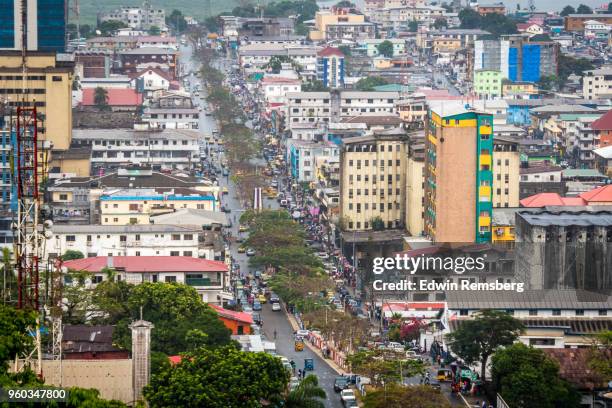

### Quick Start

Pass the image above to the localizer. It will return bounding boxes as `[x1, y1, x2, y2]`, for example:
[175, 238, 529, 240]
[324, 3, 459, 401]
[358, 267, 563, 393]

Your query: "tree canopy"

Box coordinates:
[408, 21, 419, 32]
[433, 18, 448, 29]
[346, 349, 423, 387]
[446, 310, 524, 380]
[166, 9, 188, 33]
[588, 330, 612, 379]
[492, 343, 581, 408]
[376, 40, 395, 58]
[363, 384, 451, 408]
[285, 374, 326, 408]
[62, 250, 85, 261]
[576, 4, 593, 13]
[144, 345, 289, 408]
[560, 5, 575, 16]
[97, 20, 127, 36]
[355, 76, 388, 91]
[459, 9, 517, 37]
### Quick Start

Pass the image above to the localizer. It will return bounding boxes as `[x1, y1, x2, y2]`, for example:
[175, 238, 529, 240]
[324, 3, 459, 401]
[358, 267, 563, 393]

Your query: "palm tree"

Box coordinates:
[94, 86, 109, 110]
[284, 375, 326, 408]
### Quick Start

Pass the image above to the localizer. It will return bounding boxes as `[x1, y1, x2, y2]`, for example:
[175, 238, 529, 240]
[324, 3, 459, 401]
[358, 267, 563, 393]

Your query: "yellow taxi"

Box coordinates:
[258, 294, 267, 304]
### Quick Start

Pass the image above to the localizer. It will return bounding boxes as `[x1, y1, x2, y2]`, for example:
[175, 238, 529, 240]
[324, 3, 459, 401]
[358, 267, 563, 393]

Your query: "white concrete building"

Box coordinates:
[260, 76, 301, 111]
[287, 140, 339, 182]
[47, 224, 214, 260]
[582, 67, 612, 100]
[142, 108, 200, 129]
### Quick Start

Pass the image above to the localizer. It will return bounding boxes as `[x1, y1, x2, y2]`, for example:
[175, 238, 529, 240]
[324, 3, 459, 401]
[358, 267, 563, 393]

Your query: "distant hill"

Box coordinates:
[77, 0, 248, 25]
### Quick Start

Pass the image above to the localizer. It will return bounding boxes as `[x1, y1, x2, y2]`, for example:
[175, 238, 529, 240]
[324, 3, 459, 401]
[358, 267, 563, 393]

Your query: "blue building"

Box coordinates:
[0, 0, 66, 52]
[317, 47, 345, 89]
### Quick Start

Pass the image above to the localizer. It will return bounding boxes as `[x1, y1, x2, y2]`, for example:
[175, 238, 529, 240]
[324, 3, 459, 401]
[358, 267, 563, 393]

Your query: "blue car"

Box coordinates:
[252, 301, 262, 311]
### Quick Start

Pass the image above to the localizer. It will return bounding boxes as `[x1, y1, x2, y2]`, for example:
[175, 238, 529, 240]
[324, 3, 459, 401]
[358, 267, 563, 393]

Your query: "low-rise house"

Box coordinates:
[130, 67, 172, 93]
[62, 256, 231, 304]
[80, 88, 143, 112]
[210, 304, 254, 335]
[519, 165, 566, 199]
[593, 145, 612, 176]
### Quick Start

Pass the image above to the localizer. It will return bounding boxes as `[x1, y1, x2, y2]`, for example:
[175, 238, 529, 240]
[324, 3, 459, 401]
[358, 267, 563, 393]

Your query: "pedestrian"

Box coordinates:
[297, 369, 302, 379]
[273, 329, 277, 340]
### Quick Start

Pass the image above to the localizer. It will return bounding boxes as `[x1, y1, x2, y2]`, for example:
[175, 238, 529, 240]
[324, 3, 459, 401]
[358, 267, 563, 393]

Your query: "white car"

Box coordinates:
[246, 248, 256, 256]
[340, 389, 356, 404]
[272, 303, 281, 311]
[296, 329, 310, 338]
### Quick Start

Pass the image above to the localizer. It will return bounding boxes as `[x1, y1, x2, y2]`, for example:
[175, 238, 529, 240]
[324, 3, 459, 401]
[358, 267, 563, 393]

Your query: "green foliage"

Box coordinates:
[1, 248, 16, 304]
[166, 9, 187, 33]
[264, 55, 297, 72]
[63, 270, 93, 324]
[229, 0, 318, 24]
[338, 45, 352, 56]
[408, 20, 419, 32]
[0, 305, 36, 375]
[295, 22, 309, 36]
[301, 80, 329, 92]
[94, 87, 109, 110]
[538, 74, 558, 91]
[588, 330, 612, 379]
[371, 216, 385, 231]
[97, 20, 127, 36]
[204, 16, 219, 33]
[558, 54, 594, 83]
[560, 5, 575, 16]
[108, 283, 232, 355]
[576, 4, 593, 13]
[446, 310, 524, 380]
[433, 17, 447, 29]
[148, 25, 161, 36]
[459, 9, 517, 37]
[335, 0, 355, 7]
[492, 343, 581, 408]
[285, 374, 326, 408]
[363, 384, 451, 408]
[355, 76, 388, 91]
[347, 349, 423, 387]
[376, 40, 395, 58]
[609, 2, 612, 12]
[62, 250, 85, 261]
[144, 345, 289, 407]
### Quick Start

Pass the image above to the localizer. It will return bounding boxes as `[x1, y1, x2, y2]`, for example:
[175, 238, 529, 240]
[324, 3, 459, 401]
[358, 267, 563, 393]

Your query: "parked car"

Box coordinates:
[340, 389, 356, 406]
[334, 376, 349, 392]
[272, 302, 281, 311]
[246, 248, 256, 256]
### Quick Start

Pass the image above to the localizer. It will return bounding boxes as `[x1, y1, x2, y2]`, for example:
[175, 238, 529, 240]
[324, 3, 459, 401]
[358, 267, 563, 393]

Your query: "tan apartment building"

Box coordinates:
[309, 8, 367, 41]
[339, 130, 408, 231]
[396, 94, 427, 127]
[493, 136, 520, 208]
[582, 67, 612, 100]
[0, 52, 73, 151]
[424, 103, 494, 243]
[405, 137, 425, 236]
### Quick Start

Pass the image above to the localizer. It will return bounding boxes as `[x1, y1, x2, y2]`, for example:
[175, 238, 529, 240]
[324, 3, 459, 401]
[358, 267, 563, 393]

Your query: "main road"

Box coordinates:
[179, 43, 344, 408]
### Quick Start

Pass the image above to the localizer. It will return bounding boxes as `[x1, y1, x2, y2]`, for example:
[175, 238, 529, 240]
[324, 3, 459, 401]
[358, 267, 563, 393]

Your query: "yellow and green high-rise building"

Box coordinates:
[424, 103, 494, 243]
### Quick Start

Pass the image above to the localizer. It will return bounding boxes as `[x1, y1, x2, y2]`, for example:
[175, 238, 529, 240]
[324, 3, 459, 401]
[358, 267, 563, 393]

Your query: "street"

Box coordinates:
[179, 43, 345, 407]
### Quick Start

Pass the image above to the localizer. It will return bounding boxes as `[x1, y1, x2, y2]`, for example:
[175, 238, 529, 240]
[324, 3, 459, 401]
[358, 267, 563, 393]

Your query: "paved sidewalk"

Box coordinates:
[283, 305, 346, 375]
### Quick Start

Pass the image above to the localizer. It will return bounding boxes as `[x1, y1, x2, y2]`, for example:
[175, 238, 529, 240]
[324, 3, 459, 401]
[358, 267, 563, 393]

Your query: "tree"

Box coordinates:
[355, 76, 388, 91]
[376, 40, 395, 58]
[346, 349, 423, 387]
[492, 343, 581, 408]
[62, 250, 85, 261]
[458, 8, 481, 28]
[94, 87, 109, 110]
[445, 310, 524, 380]
[301, 79, 329, 92]
[144, 345, 289, 407]
[538, 74, 559, 91]
[166, 9, 187, 33]
[557, 54, 594, 89]
[148, 25, 161, 36]
[338, 45, 352, 56]
[576, 4, 593, 13]
[97, 20, 127, 36]
[608, 2, 612, 13]
[408, 20, 419, 32]
[363, 384, 451, 408]
[1, 248, 16, 304]
[588, 330, 612, 379]
[433, 18, 448, 29]
[285, 374, 326, 408]
[371, 216, 385, 231]
[204, 17, 219, 33]
[560, 5, 576, 16]
[109, 282, 232, 355]
[63, 270, 94, 324]
[335, 0, 355, 7]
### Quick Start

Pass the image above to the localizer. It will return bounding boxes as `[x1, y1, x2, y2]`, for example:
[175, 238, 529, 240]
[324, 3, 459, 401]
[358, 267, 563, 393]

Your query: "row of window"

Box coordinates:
[458, 308, 608, 317]
[347, 220, 399, 229]
[348, 188, 402, 196]
[349, 174, 402, 183]
[348, 202, 401, 211]
[348, 159, 402, 168]
[93, 140, 192, 146]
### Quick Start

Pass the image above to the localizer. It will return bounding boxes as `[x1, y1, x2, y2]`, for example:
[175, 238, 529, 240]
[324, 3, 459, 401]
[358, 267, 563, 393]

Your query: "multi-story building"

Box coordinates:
[220, 17, 295, 38]
[515, 207, 612, 292]
[502, 81, 538, 98]
[71, 128, 200, 173]
[238, 44, 319, 72]
[99, 188, 217, 225]
[473, 70, 503, 99]
[97, 1, 166, 31]
[591, 109, 612, 148]
[286, 91, 400, 129]
[476, 2, 505, 15]
[142, 90, 199, 130]
[46, 224, 211, 260]
[62, 256, 231, 304]
[317, 47, 345, 89]
[339, 130, 408, 231]
[473, 35, 559, 84]
[85, 36, 177, 52]
[424, 103, 494, 243]
[261, 76, 301, 112]
[0, 0, 66, 52]
[492, 136, 519, 208]
[564, 14, 612, 32]
[396, 94, 428, 126]
[309, 8, 373, 41]
[582, 67, 612, 100]
[405, 136, 425, 236]
[287, 140, 339, 182]
[364, 39, 406, 57]
[417, 29, 489, 49]
[118, 47, 178, 78]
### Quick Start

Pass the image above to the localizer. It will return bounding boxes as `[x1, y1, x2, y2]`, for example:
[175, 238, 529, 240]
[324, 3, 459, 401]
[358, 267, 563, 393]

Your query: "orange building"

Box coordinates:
[591, 109, 612, 148]
[477, 3, 506, 15]
[564, 14, 612, 31]
[210, 304, 254, 335]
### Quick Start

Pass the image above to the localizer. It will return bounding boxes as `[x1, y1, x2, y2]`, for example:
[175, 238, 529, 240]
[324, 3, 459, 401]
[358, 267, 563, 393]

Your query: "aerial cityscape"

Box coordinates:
[0, 0, 611, 407]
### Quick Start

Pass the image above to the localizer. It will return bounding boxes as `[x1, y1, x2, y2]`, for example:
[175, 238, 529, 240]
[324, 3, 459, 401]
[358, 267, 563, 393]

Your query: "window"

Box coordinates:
[575, 310, 584, 316]
[135, 234, 141, 241]
[184, 234, 193, 240]
[529, 338, 555, 346]
[598, 310, 607, 316]
[528, 309, 538, 316]
[135, 251, 141, 256]
[87, 235, 92, 242]
[165, 276, 177, 283]
[66, 235, 76, 242]
[170, 251, 180, 256]
[59, 193, 68, 200]
[129, 203, 139, 211]
[552, 309, 561, 316]
[183, 251, 193, 256]
[91, 276, 103, 284]
[128, 218, 136, 224]
[172, 234, 181, 241]
[459, 309, 468, 316]
[120, 235, 127, 242]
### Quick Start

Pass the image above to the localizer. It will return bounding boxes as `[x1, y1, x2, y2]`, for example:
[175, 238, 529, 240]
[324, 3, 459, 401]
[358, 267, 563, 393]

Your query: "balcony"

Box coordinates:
[480, 155, 491, 167]
[479, 216, 491, 227]
[479, 186, 491, 197]
[480, 125, 492, 135]
[186, 277, 220, 287]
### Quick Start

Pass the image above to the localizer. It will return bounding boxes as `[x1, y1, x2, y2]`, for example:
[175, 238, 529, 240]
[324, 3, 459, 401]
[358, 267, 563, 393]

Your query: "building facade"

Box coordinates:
[474, 70, 503, 99]
[339, 131, 407, 231]
[582, 67, 612, 100]
[492, 136, 520, 208]
[424, 104, 494, 243]
[317, 47, 345, 89]
[0, 0, 66, 52]
[97, 1, 165, 31]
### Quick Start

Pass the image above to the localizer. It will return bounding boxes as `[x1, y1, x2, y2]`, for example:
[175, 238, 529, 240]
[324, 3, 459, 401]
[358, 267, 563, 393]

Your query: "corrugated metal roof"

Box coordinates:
[446, 290, 612, 309]
[63, 256, 228, 273]
[517, 207, 612, 226]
